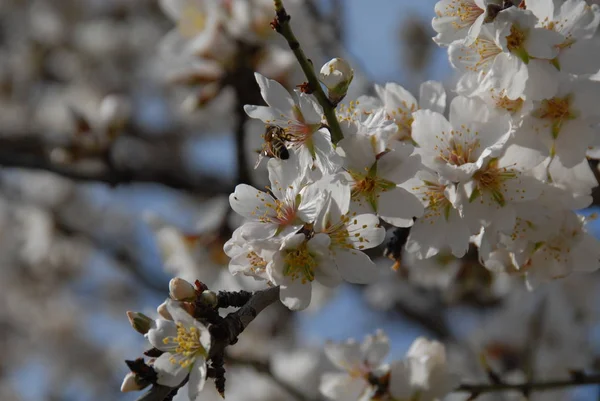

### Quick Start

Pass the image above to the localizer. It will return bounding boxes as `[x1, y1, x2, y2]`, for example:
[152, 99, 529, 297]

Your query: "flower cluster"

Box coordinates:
[320, 331, 457, 401]
[224, 0, 600, 308]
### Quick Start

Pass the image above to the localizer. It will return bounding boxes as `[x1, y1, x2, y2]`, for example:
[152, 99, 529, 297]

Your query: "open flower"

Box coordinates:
[375, 81, 446, 143]
[389, 337, 457, 401]
[268, 233, 338, 310]
[432, 0, 491, 46]
[230, 151, 324, 240]
[338, 135, 424, 227]
[412, 96, 511, 183]
[145, 300, 211, 400]
[449, 8, 564, 100]
[314, 175, 385, 283]
[244, 73, 341, 175]
[320, 331, 390, 401]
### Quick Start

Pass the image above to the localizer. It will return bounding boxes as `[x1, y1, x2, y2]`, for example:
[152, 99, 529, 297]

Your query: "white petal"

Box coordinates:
[280, 280, 312, 310]
[419, 80, 446, 114]
[319, 373, 368, 401]
[154, 353, 189, 387]
[187, 359, 208, 401]
[378, 187, 424, 227]
[361, 330, 390, 367]
[333, 249, 377, 284]
[146, 319, 178, 352]
[324, 339, 362, 370]
[254, 72, 295, 111]
[344, 213, 385, 250]
[230, 184, 272, 218]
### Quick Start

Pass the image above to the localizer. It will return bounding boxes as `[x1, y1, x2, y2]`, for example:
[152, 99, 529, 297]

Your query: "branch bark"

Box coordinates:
[273, 0, 344, 144]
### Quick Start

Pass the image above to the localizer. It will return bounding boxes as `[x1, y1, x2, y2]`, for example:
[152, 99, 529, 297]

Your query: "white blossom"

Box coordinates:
[389, 337, 457, 401]
[320, 331, 390, 401]
[145, 300, 211, 400]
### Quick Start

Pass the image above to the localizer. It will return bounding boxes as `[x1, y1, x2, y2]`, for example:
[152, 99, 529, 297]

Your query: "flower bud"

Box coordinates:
[200, 290, 218, 308]
[169, 277, 197, 301]
[120, 372, 148, 392]
[157, 300, 173, 320]
[319, 58, 354, 104]
[126, 311, 153, 335]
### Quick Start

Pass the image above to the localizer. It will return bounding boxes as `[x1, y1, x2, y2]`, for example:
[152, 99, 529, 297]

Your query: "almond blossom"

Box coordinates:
[337, 134, 424, 227]
[145, 300, 211, 400]
[432, 0, 491, 46]
[320, 331, 390, 401]
[244, 73, 342, 174]
[411, 96, 511, 183]
[229, 151, 324, 240]
[389, 337, 458, 401]
[449, 8, 564, 100]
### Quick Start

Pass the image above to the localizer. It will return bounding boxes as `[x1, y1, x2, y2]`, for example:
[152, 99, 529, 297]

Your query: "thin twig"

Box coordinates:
[457, 373, 600, 396]
[273, 0, 344, 144]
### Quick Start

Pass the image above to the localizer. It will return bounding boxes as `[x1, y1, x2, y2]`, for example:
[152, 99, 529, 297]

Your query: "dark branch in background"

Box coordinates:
[135, 286, 281, 401]
[456, 372, 600, 398]
[225, 41, 265, 186]
[272, 0, 344, 144]
[0, 136, 232, 194]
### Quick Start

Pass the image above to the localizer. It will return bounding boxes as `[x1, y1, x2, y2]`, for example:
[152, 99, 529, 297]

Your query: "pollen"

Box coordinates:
[472, 160, 518, 206]
[420, 180, 452, 221]
[178, 5, 206, 38]
[246, 251, 267, 275]
[282, 241, 317, 283]
[532, 95, 576, 138]
[163, 323, 207, 368]
[438, 134, 480, 166]
[444, 0, 484, 30]
[493, 94, 524, 114]
[506, 24, 526, 52]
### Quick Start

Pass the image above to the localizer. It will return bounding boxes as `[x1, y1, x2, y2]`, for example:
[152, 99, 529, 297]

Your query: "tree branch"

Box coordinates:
[456, 373, 600, 396]
[135, 286, 281, 401]
[0, 136, 232, 194]
[273, 0, 344, 144]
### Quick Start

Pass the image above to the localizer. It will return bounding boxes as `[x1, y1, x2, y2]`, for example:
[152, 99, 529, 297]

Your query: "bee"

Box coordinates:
[255, 125, 290, 168]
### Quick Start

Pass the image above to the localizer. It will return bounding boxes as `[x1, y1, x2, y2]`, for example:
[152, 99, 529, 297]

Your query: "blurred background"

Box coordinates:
[1, 0, 600, 400]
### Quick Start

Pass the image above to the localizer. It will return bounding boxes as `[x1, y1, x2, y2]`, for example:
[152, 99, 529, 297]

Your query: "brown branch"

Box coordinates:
[0, 136, 232, 194]
[457, 373, 600, 397]
[135, 286, 281, 401]
[273, 0, 344, 144]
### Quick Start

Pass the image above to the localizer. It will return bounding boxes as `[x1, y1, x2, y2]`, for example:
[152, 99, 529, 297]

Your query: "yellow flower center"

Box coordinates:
[246, 251, 267, 275]
[493, 94, 524, 114]
[438, 0, 484, 30]
[436, 129, 480, 166]
[471, 159, 518, 206]
[322, 214, 372, 251]
[178, 5, 207, 38]
[283, 241, 317, 283]
[506, 25, 526, 52]
[349, 166, 396, 211]
[163, 323, 207, 368]
[417, 180, 452, 221]
[532, 95, 576, 138]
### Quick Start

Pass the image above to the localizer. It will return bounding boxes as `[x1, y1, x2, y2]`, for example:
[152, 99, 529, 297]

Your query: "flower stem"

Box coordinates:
[273, 0, 344, 144]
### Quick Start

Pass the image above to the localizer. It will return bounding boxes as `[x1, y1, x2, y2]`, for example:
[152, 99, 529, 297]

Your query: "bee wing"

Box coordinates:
[254, 152, 266, 169]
